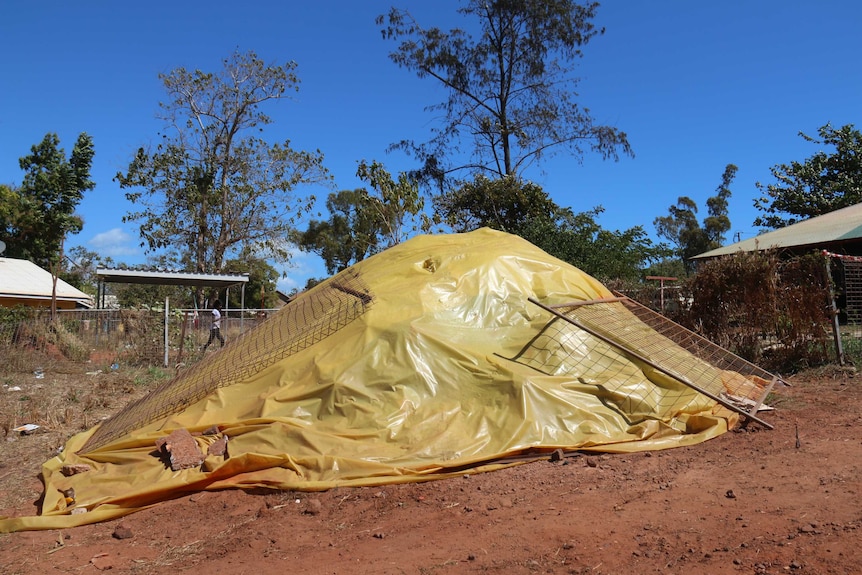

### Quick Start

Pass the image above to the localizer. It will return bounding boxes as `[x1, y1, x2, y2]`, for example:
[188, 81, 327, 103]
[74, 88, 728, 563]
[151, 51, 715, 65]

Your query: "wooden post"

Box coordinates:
[824, 253, 845, 365]
[645, 276, 678, 313]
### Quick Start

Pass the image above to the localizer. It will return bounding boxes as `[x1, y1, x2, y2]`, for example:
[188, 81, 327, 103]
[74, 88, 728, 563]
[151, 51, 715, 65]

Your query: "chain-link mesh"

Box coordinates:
[0, 308, 168, 371]
[79, 269, 374, 453]
[829, 253, 862, 327]
[509, 297, 778, 427]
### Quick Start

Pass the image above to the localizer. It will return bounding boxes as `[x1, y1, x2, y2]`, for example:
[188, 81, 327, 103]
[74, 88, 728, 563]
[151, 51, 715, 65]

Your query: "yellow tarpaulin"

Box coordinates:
[1, 229, 747, 532]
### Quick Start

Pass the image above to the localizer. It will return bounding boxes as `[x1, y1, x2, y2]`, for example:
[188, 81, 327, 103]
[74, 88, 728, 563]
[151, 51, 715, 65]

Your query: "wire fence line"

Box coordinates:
[0, 307, 275, 373]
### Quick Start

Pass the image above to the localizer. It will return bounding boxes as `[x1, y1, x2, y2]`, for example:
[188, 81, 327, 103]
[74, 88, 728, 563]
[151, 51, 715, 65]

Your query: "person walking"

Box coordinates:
[202, 299, 225, 351]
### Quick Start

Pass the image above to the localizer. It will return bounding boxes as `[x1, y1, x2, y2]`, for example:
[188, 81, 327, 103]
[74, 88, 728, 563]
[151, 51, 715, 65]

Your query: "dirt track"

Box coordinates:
[2, 368, 861, 575]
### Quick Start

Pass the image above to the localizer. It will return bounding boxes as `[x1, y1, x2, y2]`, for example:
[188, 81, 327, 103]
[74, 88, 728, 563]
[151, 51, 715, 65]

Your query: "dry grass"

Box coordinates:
[0, 359, 170, 515]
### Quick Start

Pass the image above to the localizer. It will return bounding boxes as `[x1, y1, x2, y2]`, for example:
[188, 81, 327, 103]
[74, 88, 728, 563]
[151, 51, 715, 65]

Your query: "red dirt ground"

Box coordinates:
[2, 368, 861, 575]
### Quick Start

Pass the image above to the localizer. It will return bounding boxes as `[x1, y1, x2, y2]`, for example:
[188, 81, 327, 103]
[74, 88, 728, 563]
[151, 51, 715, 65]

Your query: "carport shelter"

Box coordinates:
[95, 268, 249, 366]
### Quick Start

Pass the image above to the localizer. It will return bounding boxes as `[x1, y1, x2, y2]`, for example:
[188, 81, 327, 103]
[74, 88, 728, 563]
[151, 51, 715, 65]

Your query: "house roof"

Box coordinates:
[693, 202, 862, 260]
[0, 257, 94, 308]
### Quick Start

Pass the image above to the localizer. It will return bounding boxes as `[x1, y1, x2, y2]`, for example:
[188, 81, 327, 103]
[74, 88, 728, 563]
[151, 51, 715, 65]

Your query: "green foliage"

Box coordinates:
[674, 251, 832, 372]
[0, 133, 95, 269]
[378, 0, 632, 184]
[0, 305, 35, 325]
[296, 161, 427, 274]
[222, 254, 279, 309]
[754, 123, 862, 229]
[295, 189, 382, 275]
[435, 174, 558, 234]
[114, 281, 192, 310]
[116, 50, 330, 274]
[521, 208, 669, 282]
[654, 164, 736, 274]
[355, 160, 428, 246]
[436, 175, 667, 281]
[642, 258, 687, 281]
[62, 246, 114, 294]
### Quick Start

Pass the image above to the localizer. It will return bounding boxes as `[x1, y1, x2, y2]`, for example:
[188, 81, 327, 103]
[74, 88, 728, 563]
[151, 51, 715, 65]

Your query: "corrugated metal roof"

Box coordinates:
[693, 202, 862, 259]
[0, 257, 94, 307]
[96, 268, 249, 287]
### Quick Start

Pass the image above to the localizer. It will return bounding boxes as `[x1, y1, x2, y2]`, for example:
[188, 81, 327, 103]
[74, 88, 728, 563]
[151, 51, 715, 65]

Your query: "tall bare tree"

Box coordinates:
[378, 0, 632, 186]
[654, 164, 737, 273]
[117, 50, 330, 273]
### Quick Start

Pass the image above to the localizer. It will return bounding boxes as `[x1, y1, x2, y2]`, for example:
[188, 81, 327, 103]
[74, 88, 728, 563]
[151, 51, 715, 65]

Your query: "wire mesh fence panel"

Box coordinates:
[822, 252, 862, 342]
[80, 268, 374, 453]
[507, 297, 779, 428]
[839, 258, 862, 328]
[0, 309, 157, 372]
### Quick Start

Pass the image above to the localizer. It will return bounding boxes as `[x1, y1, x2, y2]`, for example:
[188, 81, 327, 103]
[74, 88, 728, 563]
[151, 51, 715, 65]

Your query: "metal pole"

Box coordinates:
[241, 283, 246, 333]
[164, 296, 170, 368]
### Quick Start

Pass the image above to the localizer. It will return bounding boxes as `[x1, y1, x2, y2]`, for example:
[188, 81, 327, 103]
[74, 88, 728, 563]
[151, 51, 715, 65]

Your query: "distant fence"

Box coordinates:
[0, 308, 275, 373]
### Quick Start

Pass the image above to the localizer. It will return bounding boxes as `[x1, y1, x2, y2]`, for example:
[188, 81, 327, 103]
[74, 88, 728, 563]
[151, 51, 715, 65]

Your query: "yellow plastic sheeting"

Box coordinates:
[1, 229, 740, 532]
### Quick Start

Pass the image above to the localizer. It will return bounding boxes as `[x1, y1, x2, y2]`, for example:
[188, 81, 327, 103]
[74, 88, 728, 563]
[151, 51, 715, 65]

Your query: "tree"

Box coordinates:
[223, 254, 280, 309]
[294, 189, 382, 275]
[523, 207, 668, 282]
[654, 164, 736, 274]
[63, 246, 114, 293]
[754, 123, 862, 229]
[0, 133, 95, 269]
[437, 175, 666, 281]
[378, 0, 632, 185]
[0, 184, 36, 255]
[116, 50, 330, 275]
[355, 160, 427, 247]
[435, 174, 558, 234]
[295, 161, 427, 275]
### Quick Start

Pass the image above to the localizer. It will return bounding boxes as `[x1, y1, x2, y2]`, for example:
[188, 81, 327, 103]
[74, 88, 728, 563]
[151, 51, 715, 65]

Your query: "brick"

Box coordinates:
[157, 429, 204, 471]
[207, 434, 229, 457]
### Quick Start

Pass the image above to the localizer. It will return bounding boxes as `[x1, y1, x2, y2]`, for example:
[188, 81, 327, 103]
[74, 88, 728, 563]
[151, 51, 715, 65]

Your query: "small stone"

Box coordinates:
[112, 525, 133, 540]
[90, 553, 113, 571]
[303, 498, 323, 516]
[61, 464, 92, 476]
[207, 435, 229, 457]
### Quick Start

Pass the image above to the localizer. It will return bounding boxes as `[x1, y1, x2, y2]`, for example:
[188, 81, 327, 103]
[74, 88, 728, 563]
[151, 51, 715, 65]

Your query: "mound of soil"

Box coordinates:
[2, 369, 861, 574]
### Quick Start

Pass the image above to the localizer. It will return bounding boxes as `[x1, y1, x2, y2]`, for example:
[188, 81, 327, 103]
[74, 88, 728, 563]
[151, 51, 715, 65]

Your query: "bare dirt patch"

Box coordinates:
[1, 365, 861, 574]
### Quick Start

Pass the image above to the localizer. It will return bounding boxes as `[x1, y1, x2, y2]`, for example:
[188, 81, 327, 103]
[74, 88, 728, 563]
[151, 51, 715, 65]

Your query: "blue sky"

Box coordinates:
[2, 1, 860, 290]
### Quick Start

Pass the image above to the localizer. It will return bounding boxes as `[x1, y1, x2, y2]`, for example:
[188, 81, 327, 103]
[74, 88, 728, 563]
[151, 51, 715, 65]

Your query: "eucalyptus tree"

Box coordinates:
[116, 50, 330, 274]
[295, 161, 426, 274]
[378, 0, 632, 186]
[654, 164, 737, 273]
